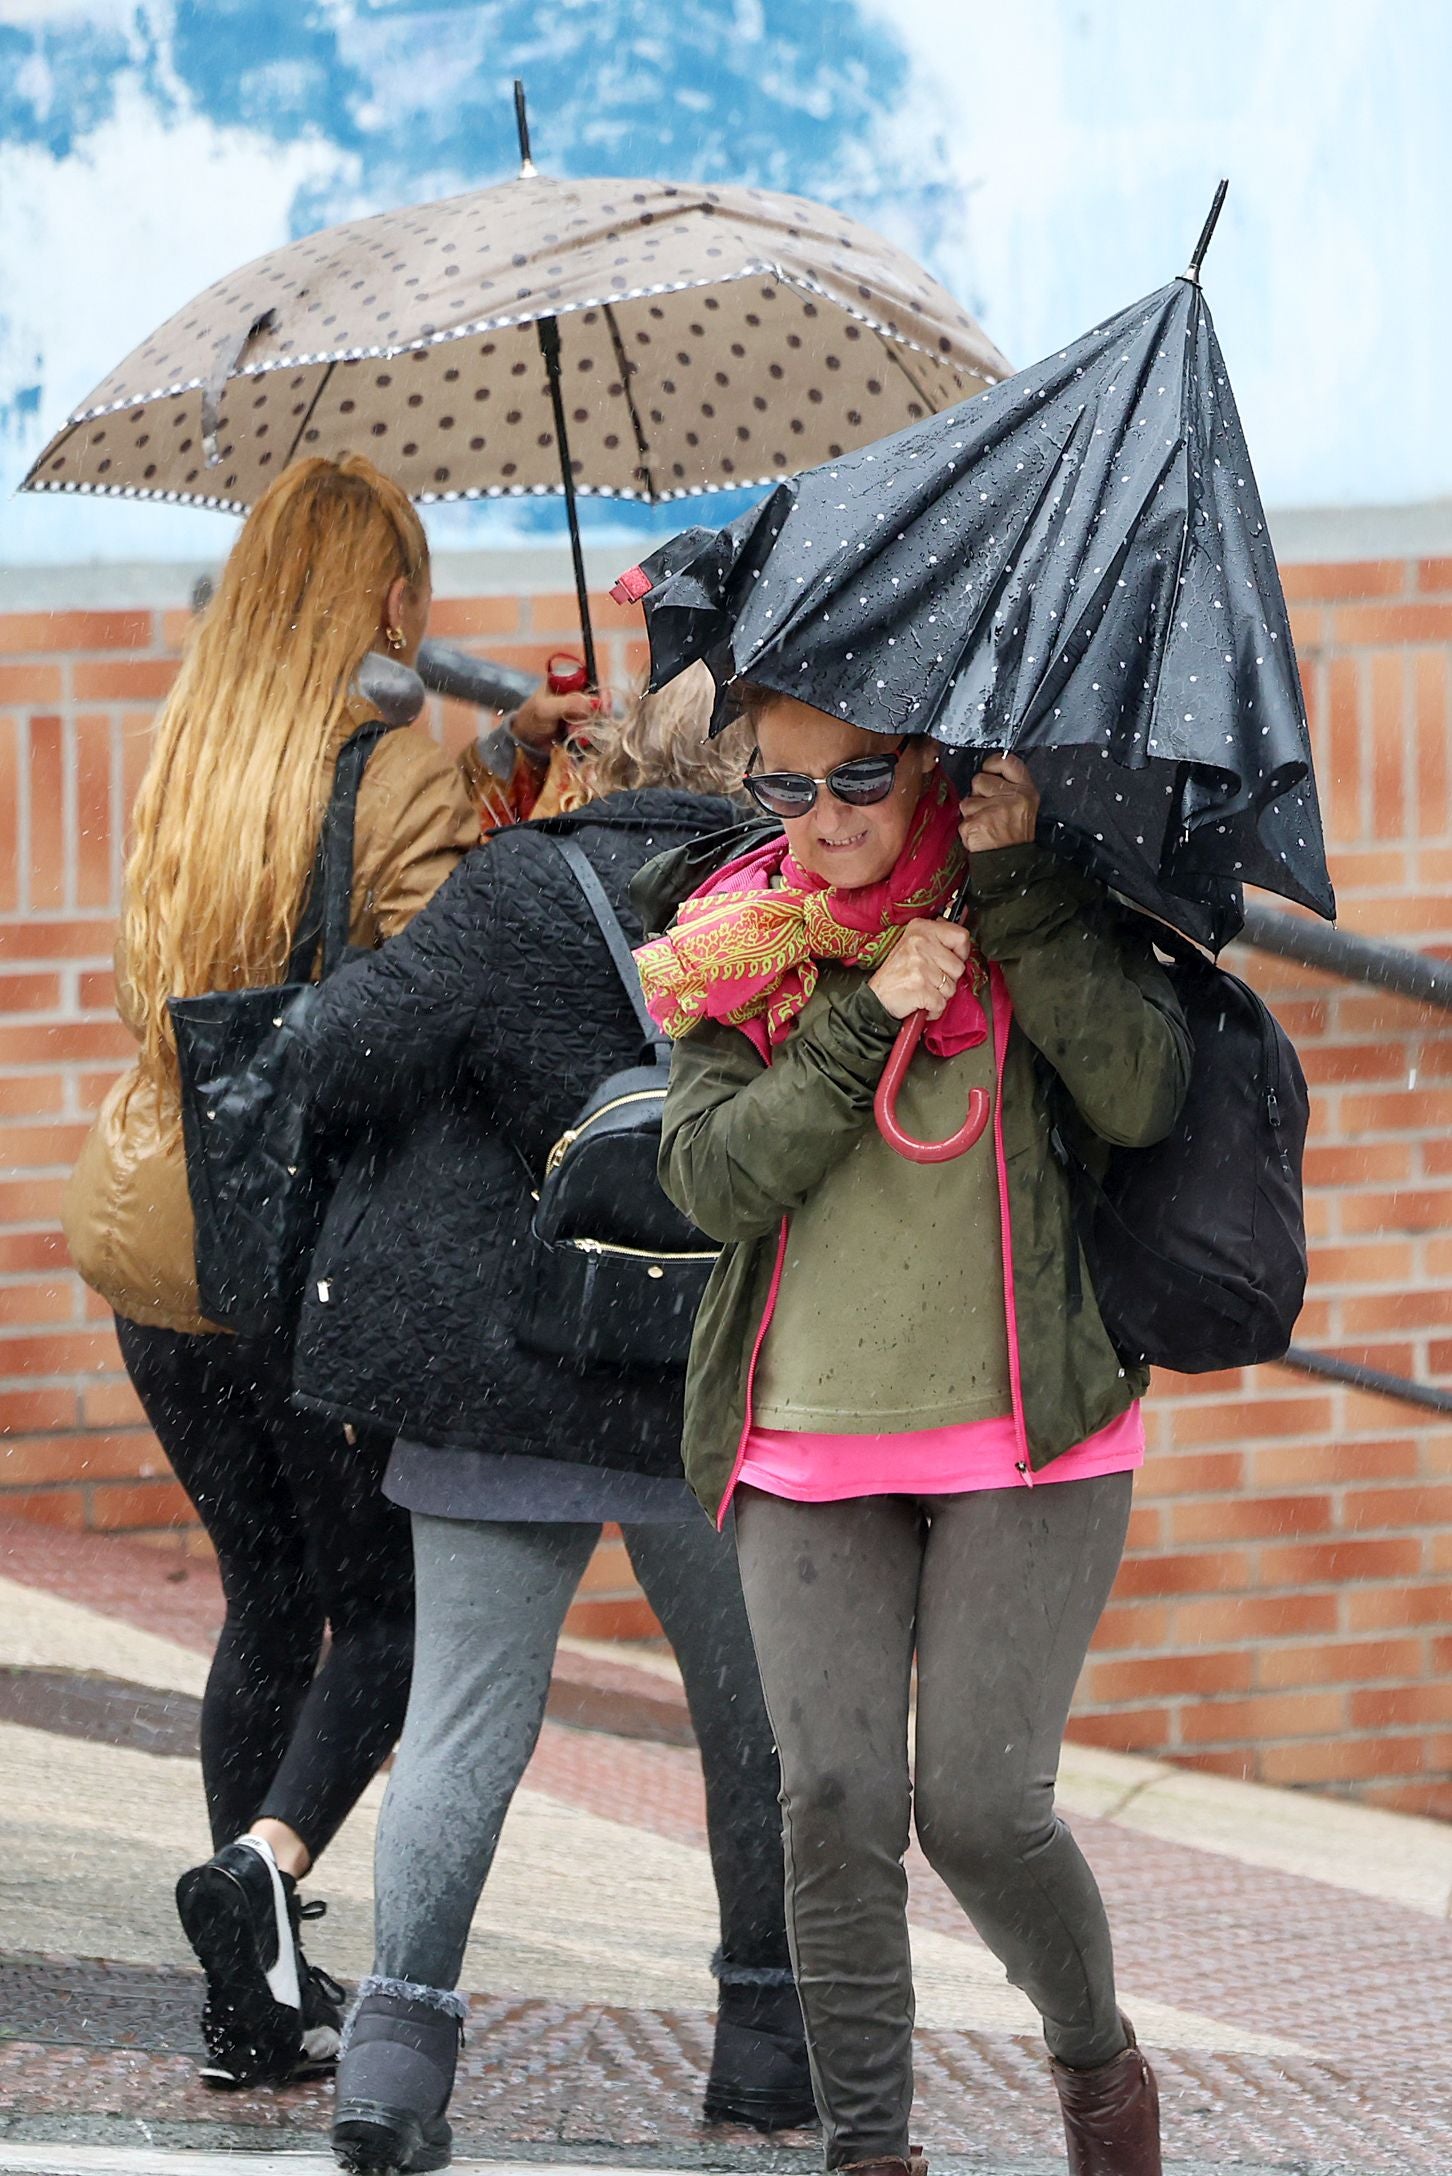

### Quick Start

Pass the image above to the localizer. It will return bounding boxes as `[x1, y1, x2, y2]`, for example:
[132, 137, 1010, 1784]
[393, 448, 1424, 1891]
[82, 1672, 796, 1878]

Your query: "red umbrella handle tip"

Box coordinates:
[874, 1009, 991, 1164]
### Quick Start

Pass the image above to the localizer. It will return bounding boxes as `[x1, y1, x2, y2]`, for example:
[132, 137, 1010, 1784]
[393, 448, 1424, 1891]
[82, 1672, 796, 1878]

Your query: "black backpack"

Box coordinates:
[514, 836, 719, 1373]
[1055, 924, 1309, 1374]
[169, 721, 395, 1336]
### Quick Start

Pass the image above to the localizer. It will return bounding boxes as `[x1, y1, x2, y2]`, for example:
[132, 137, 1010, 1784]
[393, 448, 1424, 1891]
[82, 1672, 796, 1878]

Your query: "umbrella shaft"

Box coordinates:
[1186, 178, 1230, 283]
[536, 316, 599, 691]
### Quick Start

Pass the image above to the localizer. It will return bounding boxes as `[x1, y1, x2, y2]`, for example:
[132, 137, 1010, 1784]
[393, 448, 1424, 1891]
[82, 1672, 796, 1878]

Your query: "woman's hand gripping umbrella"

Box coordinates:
[873, 754, 1039, 1161]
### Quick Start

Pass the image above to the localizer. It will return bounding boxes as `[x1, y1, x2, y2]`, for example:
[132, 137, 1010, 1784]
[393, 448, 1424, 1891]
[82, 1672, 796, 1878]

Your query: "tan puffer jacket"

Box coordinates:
[64, 719, 479, 1334]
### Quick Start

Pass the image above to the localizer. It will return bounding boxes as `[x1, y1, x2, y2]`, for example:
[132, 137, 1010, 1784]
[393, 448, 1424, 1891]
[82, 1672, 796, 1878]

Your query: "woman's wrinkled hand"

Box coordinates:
[511, 686, 596, 753]
[868, 919, 978, 1022]
[958, 752, 1039, 854]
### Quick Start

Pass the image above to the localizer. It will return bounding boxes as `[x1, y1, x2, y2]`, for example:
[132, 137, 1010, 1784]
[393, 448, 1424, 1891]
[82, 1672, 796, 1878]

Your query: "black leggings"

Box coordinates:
[116, 1317, 414, 1862]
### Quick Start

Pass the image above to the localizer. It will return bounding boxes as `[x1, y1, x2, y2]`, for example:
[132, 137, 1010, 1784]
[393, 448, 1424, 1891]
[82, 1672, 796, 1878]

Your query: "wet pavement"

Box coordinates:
[1, 1516, 1450, 2175]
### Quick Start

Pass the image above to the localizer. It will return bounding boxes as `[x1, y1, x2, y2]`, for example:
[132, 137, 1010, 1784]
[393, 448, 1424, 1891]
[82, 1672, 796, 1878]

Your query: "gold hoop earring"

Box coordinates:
[385, 626, 405, 653]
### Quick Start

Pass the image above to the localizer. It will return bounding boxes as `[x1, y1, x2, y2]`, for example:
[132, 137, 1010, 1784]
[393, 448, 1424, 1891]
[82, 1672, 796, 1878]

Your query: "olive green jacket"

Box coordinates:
[644, 841, 1193, 1524]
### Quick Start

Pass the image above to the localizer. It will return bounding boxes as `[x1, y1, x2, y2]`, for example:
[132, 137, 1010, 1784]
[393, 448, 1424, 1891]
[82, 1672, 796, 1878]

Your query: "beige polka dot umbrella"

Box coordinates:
[22, 80, 1008, 683]
[20, 169, 1007, 521]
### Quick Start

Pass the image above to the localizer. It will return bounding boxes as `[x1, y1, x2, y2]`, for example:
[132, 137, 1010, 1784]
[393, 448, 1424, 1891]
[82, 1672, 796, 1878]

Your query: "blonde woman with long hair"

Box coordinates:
[64, 455, 480, 2093]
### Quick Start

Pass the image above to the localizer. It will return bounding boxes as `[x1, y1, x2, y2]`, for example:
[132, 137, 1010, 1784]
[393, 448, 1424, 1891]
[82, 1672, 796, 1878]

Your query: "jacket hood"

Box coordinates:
[629, 816, 779, 939]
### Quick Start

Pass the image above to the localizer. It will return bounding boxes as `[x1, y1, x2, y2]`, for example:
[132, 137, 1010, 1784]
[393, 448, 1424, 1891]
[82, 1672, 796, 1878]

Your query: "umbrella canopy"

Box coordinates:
[20, 176, 1009, 516]
[618, 272, 1333, 950]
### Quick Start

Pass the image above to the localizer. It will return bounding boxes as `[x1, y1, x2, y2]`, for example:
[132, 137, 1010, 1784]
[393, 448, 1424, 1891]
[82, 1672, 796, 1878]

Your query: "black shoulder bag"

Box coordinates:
[169, 720, 395, 1336]
[515, 836, 719, 1374]
[1053, 921, 1309, 1374]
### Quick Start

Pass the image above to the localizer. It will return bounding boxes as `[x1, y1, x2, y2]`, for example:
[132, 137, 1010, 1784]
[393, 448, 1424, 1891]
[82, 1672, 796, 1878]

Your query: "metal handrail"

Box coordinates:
[1240, 903, 1452, 1413]
[1276, 1344, 1452, 1414]
[1240, 900, 1452, 1011]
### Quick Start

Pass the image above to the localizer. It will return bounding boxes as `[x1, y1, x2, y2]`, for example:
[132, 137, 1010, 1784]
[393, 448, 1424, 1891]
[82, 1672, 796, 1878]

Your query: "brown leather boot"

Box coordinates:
[838, 2149, 927, 2176]
[1048, 2017, 1161, 2176]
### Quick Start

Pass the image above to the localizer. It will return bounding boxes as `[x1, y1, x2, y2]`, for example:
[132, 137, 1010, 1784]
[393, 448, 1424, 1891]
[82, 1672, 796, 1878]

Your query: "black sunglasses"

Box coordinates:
[743, 737, 912, 819]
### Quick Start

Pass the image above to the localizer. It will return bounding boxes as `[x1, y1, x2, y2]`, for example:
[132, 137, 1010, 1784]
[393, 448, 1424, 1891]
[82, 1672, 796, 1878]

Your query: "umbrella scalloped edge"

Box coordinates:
[22, 469, 875, 512]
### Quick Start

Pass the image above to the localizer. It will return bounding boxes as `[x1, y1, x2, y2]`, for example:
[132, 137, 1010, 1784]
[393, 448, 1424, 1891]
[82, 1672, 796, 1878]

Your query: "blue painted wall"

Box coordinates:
[0, 0, 1445, 562]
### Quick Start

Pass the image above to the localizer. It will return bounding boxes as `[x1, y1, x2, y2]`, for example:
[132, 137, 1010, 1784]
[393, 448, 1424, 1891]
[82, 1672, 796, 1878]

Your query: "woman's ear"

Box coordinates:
[382, 574, 410, 646]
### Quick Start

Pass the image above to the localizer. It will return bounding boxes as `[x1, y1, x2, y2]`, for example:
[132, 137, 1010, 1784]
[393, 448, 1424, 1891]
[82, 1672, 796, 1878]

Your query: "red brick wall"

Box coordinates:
[1085, 556, 1452, 1818]
[2, 564, 1450, 1801]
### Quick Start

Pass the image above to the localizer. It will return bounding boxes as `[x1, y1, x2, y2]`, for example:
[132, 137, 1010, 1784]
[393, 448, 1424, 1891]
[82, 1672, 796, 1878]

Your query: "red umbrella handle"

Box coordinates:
[874, 1009, 990, 1163]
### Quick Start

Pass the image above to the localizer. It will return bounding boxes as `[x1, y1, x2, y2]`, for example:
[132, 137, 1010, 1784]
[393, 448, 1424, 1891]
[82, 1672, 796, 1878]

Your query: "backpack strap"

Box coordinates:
[287, 720, 398, 984]
[545, 835, 667, 1055]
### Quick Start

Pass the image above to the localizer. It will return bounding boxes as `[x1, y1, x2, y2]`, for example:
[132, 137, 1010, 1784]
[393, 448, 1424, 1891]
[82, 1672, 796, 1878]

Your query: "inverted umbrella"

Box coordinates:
[20, 93, 1008, 685]
[615, 186, 1333, 953]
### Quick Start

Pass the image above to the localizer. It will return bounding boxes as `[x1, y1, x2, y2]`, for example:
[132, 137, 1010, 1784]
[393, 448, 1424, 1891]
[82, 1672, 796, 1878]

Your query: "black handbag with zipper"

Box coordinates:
[515, 836, 719, 1373]
[168, 720, 396, 1337]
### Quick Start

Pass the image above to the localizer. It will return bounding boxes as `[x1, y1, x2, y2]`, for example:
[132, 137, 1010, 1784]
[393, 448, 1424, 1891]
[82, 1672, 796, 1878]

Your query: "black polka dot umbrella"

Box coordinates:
[19, 137, 1006, 516]
[617, 186, 1334, 951]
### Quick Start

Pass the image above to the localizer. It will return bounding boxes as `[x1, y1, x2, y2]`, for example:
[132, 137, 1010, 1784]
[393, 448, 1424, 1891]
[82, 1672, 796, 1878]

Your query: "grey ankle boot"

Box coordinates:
[332, 1977, 466, 2175]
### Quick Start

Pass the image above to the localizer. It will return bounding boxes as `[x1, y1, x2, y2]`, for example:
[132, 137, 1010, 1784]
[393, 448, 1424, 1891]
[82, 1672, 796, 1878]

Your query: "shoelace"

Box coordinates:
[292, 1896, 346, 2007]
[305, 1959, 347, 2008]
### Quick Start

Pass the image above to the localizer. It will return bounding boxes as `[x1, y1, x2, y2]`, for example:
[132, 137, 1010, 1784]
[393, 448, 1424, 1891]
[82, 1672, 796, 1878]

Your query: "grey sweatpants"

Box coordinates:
[733, 1473, 1133, 2167]
[373, 1511, 791, 1992]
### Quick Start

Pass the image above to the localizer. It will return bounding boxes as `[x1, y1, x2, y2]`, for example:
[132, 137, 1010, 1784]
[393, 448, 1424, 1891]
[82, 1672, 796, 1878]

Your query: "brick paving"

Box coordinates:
[0, 1517, 224, 1656]
[2, 1958, 1451, 2172]
[4, 1712, 1452, 2170]
[2, 1522, 1452, 2170]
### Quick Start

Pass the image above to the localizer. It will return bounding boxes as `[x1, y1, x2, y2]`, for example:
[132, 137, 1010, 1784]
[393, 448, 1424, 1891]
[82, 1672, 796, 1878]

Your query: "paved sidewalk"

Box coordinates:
[2, 1516, 1450, 2175]
[0, 2153, 1331, 2176]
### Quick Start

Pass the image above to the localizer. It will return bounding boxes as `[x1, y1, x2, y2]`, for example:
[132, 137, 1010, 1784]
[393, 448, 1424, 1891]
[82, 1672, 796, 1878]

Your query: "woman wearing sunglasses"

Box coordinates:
[634, 690, 1191, 2176]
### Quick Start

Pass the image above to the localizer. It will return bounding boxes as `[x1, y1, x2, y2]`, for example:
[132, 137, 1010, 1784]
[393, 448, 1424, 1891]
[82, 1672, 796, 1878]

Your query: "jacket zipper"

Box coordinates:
[545, 1088, 664, 1178]
[717, 1216, 791, 1530]
[988, 964, 1034, 1485]
[565, 1236, 718, 1263]
[1256, 987, 1292, 1174]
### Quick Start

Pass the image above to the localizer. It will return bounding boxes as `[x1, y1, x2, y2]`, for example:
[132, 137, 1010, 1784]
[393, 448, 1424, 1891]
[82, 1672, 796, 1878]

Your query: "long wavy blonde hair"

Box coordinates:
[119, 454, 428, 1091]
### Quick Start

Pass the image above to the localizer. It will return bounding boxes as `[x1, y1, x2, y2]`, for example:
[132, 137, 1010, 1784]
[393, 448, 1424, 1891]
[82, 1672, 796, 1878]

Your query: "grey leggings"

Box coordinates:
[733, 1474, 1133, 2167]
[373, 1511, 791, 1992]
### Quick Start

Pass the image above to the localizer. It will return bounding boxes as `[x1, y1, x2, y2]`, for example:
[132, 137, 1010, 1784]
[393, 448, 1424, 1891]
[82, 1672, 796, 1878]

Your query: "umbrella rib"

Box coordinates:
[601, 304, 657, 500]
[281, 360, 338, 472]
[1142, 290, 1203, 777]
[879, 336, 940, 415]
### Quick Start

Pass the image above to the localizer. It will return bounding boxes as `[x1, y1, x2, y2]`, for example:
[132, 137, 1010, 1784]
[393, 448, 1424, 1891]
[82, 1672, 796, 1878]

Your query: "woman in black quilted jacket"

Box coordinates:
[285, 670, 809, 2176]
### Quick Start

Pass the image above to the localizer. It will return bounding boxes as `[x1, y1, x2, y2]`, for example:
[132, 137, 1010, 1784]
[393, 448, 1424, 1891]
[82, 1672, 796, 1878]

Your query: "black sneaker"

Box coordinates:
[298, 1899, 347, 2071]
[176, 1835, 342, 2089]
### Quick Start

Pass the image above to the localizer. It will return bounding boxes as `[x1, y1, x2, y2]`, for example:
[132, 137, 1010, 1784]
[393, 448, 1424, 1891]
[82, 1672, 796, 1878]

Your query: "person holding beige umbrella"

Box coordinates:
[21, 83, 1008, 682]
